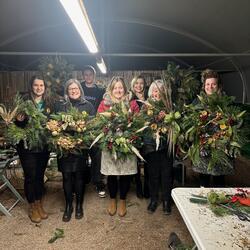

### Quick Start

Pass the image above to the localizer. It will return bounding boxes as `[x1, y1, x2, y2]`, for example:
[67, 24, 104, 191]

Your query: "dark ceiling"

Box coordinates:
[0, 0, 250, 72]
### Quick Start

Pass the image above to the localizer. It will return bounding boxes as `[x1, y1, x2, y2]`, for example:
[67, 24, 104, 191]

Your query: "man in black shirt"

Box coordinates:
[81, 66, 105, 113]
[81, 65, 106, 198]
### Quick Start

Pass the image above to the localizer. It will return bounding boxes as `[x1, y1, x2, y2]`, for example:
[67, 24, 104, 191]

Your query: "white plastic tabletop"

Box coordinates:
[171, 187, 250, 250]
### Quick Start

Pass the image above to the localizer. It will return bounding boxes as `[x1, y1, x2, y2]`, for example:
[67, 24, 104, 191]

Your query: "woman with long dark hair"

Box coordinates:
[16, 75, 51, 223]
[129, 75, 149, 198]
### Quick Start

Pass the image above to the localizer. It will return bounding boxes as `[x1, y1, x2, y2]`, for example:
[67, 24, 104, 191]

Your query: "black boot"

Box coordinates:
[163, 200, 171, 215]
[75, 196, 84, 219]
[62, 203, 73, 222]
[147, 200, 158, 213]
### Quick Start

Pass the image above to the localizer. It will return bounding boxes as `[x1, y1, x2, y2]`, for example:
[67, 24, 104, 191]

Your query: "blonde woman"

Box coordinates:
[97, 77, 139, 217]
[143, 80, 173, 215]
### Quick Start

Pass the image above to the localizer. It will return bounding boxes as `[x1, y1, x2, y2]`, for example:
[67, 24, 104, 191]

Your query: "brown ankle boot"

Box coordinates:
[29, 203, 41, 223]
[108, 199, 117, 216]
[118, 199, 127, 217]
[36, 200, 48, 219]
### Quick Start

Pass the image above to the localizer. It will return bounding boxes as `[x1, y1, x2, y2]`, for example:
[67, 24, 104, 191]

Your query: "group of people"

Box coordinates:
[15, 66, 226, 223]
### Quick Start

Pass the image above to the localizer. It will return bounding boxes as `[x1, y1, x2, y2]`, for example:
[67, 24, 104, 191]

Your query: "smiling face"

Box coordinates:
[67, 82, 81, 100]
[32, 79, 45, 98]
[151, 85, 162, 101]
[112, 81, 125, 100]
[204, 78, 218, 95]
[133, 78, 145, 94]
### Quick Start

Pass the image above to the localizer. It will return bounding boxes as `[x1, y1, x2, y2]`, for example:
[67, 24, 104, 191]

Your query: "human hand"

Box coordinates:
[16, 113, 26, 122]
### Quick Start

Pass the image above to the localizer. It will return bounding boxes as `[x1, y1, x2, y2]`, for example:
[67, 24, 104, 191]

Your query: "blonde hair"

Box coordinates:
[105, 76, 128, 103]
[148, 79, 164, 98]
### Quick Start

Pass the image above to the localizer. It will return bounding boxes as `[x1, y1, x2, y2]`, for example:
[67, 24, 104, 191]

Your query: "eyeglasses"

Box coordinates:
[68, 87, 80, 92]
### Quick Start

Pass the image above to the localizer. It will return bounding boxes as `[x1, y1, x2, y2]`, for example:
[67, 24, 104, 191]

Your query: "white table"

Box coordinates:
[172, 187, 250, 250]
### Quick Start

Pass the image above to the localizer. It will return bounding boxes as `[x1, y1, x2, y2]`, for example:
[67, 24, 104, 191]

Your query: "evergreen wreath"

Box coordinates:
[5, 99, 48, 150]
[38, 56, 74, 97]
[89, 101, 144, 161]
[180, 93, 245, 172]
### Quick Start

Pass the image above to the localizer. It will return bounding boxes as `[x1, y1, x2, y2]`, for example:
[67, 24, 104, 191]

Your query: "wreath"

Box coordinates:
[46, 107, 92, 156]
[5, 99, 48, 150]
[137, 98, 181, 153]
[89, 101, 144, 161]
[180, 93, 245, 172]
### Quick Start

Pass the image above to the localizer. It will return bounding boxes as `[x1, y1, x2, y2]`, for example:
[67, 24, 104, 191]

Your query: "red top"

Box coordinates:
[97, 99, 139, 113]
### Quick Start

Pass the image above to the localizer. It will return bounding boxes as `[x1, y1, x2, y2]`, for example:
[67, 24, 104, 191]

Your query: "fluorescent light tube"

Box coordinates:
[59, 0, 99, 53]
[97, 57, 107, 74]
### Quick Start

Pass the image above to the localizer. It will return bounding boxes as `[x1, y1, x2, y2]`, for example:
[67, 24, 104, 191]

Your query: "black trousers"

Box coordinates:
[134, 161, 149, 194]
[145, 150, 173, 202]
[89, 147, 103, 186]
[18, 151, 49, 203]
[107, 175, 131, 199]
[199, 174, 225, 187]
[62, 171, 85, 205]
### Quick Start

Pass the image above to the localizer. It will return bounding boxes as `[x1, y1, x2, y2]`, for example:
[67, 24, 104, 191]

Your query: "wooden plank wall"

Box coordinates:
[0, 70, 162, 104]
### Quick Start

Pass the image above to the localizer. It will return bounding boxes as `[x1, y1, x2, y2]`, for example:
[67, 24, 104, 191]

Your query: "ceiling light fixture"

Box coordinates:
[59, 0, 99, 53]
[96, 57, 107, 74]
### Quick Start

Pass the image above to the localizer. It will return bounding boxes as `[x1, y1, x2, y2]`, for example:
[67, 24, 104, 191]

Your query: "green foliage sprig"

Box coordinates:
[162, 62, 200, 109]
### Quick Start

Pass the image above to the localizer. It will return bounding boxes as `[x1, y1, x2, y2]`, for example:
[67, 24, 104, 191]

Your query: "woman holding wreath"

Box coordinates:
[97, 76, 139, 217]
[143, 80, 174, 215]
[192, 69, 232, 187]
[129, 75, 149, 199]
[55, 79, 94, 222]
[15, 75, 51, 223]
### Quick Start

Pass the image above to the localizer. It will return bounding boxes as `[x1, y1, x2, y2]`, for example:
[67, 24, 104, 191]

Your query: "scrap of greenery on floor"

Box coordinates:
[48, 228, 64, 243]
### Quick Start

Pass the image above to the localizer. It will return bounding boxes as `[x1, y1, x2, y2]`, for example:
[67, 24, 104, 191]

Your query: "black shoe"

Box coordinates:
[147, 200, 158, 213]
[62, 204, 73, 222]
[96, 184, 106, 198]
[163, 201, 171, 215]
[75, 205, 84, 219]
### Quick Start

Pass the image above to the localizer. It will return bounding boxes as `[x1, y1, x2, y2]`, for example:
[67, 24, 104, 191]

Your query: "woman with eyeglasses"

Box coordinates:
[55, 79, 95, 222]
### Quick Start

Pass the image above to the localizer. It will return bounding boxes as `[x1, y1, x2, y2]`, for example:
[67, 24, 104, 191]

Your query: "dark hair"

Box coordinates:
[28, 75, 52, 105]
[130, 75, 148, 100]
[83, 65, 96, 75]
[28, 75, 46, 94]
[201, 69, 222, 91]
